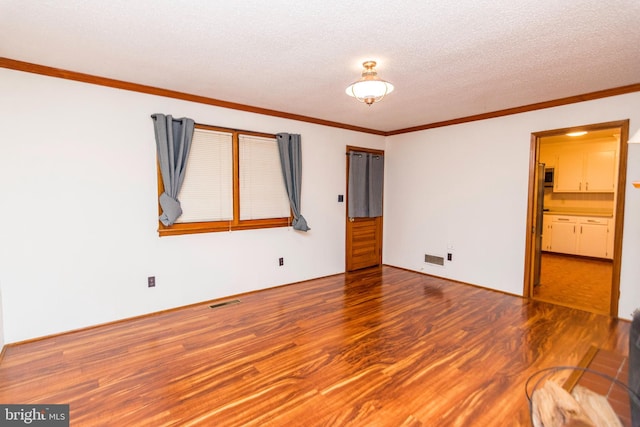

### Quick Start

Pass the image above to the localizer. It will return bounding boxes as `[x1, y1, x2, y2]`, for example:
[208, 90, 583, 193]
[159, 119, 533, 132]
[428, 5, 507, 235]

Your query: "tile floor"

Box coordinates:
[571, 348, 632, 426]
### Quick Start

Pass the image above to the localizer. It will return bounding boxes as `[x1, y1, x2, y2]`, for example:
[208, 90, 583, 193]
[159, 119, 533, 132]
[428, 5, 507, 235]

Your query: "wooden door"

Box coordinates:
[345, 146, 383, 272]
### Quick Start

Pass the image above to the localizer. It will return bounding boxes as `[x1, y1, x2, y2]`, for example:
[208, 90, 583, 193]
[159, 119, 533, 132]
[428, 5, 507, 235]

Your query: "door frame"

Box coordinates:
[345, 145, 384, 272]
[522, 119, 630, 317]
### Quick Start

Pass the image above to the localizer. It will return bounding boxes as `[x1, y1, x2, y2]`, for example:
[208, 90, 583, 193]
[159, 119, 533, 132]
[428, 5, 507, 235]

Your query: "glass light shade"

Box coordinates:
[346, 80, 394, 105]
[345, 61, 394, 106]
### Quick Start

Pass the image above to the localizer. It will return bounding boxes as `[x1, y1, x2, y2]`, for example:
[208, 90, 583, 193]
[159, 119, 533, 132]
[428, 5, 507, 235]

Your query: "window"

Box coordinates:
[158, 124, 291, 236]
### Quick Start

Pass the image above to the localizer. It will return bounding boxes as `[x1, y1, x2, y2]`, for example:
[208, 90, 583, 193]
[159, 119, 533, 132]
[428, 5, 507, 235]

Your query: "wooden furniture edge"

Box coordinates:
[562, 345, 600, 391]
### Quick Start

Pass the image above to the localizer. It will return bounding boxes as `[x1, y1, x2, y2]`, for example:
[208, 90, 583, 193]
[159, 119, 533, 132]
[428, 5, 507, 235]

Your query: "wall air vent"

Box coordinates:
[424, 254, 445, 266]
[209, 299, 241, 309]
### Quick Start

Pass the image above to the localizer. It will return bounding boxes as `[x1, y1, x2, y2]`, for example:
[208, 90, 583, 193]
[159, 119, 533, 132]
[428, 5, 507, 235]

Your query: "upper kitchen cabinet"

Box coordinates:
[555, 150, 583, 192]
[583, 149, 616, 192]
[553, 139, 617, 193]
[539, 145, 557, 169]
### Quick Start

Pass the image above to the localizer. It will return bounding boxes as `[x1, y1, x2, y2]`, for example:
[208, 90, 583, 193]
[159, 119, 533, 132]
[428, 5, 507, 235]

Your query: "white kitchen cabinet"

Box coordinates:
[541, 215, 552, 251]
[539, 146, 557, 169]
[549, 216, 578, 254]
[555, 152, 583, 192]
[544, 214, 612, 259]
[554, 143, 616, 193]
[584, 150, 616, 192]
[577, 218, 609, 258]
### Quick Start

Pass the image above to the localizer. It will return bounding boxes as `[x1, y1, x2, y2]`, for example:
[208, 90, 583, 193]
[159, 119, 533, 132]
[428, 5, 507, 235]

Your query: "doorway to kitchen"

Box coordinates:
[524, 120, 629, 316]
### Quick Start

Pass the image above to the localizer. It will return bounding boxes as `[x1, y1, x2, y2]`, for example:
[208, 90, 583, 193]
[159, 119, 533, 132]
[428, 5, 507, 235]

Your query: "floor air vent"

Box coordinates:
[425, 254, 445, 266]
[209, 299, 241, 309]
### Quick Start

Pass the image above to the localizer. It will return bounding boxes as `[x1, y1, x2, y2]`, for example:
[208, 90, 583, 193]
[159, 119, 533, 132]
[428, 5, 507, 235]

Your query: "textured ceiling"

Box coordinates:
[1, 0, 639, 133]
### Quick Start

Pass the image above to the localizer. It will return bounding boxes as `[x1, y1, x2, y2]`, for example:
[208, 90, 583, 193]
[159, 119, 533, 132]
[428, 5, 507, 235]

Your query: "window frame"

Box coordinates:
[157, 124, 291, 236]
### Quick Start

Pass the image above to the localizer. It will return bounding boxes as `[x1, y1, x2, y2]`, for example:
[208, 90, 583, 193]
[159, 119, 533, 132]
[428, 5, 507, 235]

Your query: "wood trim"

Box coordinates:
[531, 120, 631, 139]
[345, 146, 385, 156]
[196, 123, 275, 140]
[387, 84, 640, 136]
[232, 132, 241, 224]
[2, 57, 638, 137]
[156, 125, 293, 236]
[3, 271, 345, 348]
[563, 345, 600, 391]
[0, 57, 386, 136]
[611, 120, 629, 317]
[522, 133, 540, 300]
[158, 218, 291, 236]
[384, 264, 524, 298]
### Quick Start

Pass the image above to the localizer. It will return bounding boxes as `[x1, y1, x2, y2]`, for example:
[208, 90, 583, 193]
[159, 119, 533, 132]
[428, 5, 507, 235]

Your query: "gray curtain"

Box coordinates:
[348, 151, 384, 218]
[151, 113, 195, 226]
[276, 133, 310, 231]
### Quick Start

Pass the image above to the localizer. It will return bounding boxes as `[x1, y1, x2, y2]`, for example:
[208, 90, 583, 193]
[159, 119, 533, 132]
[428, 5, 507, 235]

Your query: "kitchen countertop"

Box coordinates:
[543, 209, 613, 218]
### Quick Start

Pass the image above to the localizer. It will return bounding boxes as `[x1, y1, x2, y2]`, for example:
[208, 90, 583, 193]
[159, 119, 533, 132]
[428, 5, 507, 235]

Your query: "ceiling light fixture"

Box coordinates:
[345, 61, 394, 106]
[566, 131, 588, 137]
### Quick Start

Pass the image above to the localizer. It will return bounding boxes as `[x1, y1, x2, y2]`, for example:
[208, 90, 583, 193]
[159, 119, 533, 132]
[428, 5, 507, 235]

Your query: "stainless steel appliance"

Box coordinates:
[544, 168, 554, 188]
[533, 163, 546, 287]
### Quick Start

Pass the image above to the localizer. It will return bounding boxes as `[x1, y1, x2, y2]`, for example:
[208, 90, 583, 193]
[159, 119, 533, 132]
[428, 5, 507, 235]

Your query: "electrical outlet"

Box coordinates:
[279, 257, 284, 266]
[447, 253, 453, 261]
[148, 276, 156, 287]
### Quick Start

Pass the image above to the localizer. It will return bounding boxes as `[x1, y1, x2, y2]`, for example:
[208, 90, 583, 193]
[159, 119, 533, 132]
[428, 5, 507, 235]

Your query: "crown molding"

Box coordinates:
[2, 57, 639, 137]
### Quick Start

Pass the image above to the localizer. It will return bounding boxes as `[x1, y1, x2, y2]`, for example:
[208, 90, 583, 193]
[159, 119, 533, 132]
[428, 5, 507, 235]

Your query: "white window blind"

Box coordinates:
[239, 135, 290, 220]
[175, 129, 233, 222]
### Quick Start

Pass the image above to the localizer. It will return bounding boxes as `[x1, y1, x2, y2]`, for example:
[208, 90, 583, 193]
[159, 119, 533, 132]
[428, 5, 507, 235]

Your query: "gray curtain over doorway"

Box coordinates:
[151, 113, 195, 226]
[276, 133, 310, 231]
[348, 151, 384, 218]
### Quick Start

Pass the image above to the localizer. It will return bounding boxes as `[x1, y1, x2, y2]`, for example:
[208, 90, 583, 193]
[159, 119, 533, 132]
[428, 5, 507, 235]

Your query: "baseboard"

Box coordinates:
[0, 344, 6, 365]
[383, 263, 524, 299]
[3, 270, 347, 349]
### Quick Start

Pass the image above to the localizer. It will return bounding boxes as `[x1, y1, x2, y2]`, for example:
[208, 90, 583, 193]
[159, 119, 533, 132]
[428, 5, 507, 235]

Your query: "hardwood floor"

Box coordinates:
[0, 266, 629, 426]
[533, 252, 613, 314]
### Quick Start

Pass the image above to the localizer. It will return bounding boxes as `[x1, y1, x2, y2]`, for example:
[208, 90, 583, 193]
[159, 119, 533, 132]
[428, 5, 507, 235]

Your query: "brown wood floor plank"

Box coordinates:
[0, 266, 629, 426]
[534, 253, 613, 314]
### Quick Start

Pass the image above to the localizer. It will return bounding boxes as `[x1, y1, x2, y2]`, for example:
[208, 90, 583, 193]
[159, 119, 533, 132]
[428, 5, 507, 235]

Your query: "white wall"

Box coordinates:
[621, 141, 640, 319]
[0, 69, 385, 343]
[384, 92, 640, 319]
[2, 67, 638, 344]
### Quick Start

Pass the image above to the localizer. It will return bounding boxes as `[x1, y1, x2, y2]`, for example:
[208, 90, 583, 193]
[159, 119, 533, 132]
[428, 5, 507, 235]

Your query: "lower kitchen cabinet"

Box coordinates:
[541, 215, 552, 251]
[577, 218, 609, 258]
[543, 214, 613, 259]
[550, 216, 578, 254]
